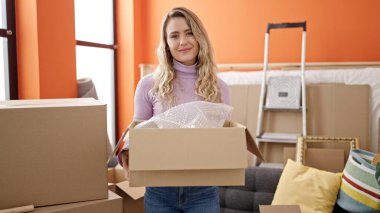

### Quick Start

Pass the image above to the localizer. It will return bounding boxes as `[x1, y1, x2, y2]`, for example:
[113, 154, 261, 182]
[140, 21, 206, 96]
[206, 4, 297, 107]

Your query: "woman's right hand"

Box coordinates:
[120, 150, 129, 178]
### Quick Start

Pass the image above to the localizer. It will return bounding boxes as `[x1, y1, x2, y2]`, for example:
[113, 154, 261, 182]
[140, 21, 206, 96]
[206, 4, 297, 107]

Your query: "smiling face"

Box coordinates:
[165, 17, 200, 65]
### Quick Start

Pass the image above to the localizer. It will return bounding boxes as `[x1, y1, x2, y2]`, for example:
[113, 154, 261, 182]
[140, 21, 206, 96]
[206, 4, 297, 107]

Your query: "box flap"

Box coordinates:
[108, 165, 127, 184]
[228, 121, 264, 160]
[245, 127, 264, 161]
[129, 125, 247, 171]
[116, 181, 145, 200]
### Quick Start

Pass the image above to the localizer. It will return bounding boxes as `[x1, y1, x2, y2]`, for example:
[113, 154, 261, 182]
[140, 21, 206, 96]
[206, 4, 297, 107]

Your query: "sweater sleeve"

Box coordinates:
[133, 76, 155, 120]
[117, 75, 154, 165]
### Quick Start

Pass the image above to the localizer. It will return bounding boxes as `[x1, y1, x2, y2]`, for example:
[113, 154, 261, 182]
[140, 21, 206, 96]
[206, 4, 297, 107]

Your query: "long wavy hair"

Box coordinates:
[152, 7, 222, 109]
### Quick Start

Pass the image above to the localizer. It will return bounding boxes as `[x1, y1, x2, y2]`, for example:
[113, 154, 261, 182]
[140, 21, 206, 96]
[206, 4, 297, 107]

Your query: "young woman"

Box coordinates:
[119, 7, 230, 213]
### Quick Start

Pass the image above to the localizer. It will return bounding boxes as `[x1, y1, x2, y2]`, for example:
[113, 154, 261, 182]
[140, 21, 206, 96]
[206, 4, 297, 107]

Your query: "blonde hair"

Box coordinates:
[153, 7, 221, 109]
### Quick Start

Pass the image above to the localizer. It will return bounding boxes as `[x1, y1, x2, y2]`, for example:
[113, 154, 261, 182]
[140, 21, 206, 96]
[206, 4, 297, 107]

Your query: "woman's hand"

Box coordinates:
[120, 150, 129, 178]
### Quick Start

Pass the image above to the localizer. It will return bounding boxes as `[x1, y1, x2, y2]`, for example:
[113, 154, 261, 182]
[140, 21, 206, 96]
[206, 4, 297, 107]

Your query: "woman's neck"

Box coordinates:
[173, 60, 197, 79]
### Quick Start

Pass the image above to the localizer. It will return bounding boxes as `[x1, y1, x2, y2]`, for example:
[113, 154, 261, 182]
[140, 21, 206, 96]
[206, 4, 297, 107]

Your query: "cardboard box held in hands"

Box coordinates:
[127, 120, 264, 187]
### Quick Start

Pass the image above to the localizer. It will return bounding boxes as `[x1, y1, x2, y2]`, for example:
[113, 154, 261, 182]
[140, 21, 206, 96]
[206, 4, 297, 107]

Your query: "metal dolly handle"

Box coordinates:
[266, 21, 307, 33]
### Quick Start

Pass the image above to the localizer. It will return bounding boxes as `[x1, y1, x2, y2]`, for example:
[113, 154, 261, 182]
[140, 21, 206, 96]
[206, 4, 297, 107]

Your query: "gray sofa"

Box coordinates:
[219, 167, 347, 213]
[219, 167, 282, 213]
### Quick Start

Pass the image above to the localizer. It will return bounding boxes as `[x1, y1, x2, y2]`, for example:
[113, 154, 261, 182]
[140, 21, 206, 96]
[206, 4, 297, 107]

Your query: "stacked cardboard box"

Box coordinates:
[0, 98, 121, 212]
[33, 191, 122, 213]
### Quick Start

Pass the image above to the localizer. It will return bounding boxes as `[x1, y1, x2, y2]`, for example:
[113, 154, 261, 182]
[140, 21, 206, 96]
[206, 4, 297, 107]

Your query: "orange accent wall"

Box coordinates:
[140, 0, 380, 64]
[16, 0, 40, 99]
[115, 0, 144, 134]
[16, 0, 77, 99]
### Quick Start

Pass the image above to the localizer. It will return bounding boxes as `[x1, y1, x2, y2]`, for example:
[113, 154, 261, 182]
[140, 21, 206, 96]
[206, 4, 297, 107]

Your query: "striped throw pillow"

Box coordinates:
[337, 149, 380, 212]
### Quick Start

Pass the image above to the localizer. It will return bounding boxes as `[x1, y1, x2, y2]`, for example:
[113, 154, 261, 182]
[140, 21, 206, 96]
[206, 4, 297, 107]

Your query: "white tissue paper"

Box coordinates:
[118, 101, 233, 158]
[136, 101, 234, 129]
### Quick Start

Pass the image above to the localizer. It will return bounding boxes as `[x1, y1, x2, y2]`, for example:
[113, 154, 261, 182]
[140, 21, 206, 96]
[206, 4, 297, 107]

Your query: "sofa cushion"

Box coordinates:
[272, 159, 342, 213]
[220, 167, 283, 213]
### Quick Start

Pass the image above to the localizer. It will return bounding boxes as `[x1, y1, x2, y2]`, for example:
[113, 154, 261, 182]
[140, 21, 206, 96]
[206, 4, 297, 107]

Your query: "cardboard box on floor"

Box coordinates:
[283, 147, 345, 172]
[229, 84, 370, 164]
[128, 120, 263, 187]
[108, 165, 145, 213]
[0, 98, 108, 209]
[33, 191, 122, 213]
[260, 205, 301, 213]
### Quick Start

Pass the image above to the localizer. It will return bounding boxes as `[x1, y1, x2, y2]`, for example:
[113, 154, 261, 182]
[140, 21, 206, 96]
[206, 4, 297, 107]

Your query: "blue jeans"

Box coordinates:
[144, 186, 220, 213]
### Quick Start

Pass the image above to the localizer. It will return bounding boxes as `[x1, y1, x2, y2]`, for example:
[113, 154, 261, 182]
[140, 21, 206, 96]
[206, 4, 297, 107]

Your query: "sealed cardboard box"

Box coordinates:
[229, 84, 370, 164]
[283, 147, 345, 172]
[0, 98, 108, 209]
[260, 205, 301, 213]
[128, 120, 263, 187]
[108, 165, 145, 213]
[33, 191, 122, 213]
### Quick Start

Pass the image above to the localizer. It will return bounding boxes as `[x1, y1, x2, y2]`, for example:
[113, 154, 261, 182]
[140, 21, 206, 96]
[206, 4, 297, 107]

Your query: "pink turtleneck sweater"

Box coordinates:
[118, 60, 230, 157]
[133, 60, 230, 120]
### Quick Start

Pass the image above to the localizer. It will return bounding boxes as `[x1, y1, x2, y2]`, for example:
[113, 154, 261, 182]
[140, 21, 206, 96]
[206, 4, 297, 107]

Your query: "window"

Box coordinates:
[74, 0, 116, 145]
[0, 34, 6, 100]
[0, 0, 18, 100]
